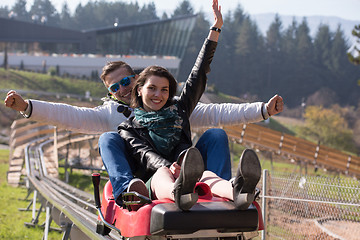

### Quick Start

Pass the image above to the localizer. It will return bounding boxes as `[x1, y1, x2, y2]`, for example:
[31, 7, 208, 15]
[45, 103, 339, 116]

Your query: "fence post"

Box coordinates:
[345, 155, 351, 175]
[278, 133, 284, 155]
[314, 141, 320, 169]
[262, 169, 268, 240]
[239, 124, 246, 144]
[53, 127, 58, 169]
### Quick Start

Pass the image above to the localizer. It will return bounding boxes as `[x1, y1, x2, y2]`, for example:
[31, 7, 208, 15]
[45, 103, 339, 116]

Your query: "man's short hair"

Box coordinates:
[100, 61, 135, 82]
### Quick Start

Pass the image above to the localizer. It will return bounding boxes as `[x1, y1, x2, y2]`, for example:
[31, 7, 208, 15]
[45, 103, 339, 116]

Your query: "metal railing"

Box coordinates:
[261, 169, 360, 240]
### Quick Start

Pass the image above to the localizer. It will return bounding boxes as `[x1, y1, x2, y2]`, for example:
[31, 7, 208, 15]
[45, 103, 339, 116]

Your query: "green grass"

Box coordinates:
[0, 68, 107, 98]
[0, 68, 107, 128]
[0, 149, 62, 239]
[57, 165, 108, 194]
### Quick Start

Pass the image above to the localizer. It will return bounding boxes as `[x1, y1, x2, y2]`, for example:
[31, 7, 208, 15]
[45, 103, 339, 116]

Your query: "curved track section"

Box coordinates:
[23, 134, 121, 240]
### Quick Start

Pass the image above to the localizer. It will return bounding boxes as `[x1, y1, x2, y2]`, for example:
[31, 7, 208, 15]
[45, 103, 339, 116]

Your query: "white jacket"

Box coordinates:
[29, 99, 266, 134]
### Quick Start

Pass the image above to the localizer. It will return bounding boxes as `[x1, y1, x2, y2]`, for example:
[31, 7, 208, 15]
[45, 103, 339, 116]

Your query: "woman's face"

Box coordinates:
[138, 75, 170, 112]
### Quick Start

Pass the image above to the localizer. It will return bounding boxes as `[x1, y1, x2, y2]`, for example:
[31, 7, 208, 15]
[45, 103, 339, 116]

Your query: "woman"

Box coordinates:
[118, 0, 265, 211]
[118, 0, 223, 211]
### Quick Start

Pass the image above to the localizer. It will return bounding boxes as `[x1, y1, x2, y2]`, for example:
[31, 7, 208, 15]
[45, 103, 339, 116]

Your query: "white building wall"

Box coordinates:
[0, 53, 181, 77]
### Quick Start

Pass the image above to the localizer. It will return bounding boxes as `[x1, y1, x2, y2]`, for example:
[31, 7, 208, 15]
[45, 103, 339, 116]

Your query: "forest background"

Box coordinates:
[1, 0, 360, 154]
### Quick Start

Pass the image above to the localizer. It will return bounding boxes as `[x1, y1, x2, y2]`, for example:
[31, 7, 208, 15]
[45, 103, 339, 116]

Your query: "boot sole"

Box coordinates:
[181, 147, 204, 194]
[178, 147, 204, 210]
[238, 149, 261, 193]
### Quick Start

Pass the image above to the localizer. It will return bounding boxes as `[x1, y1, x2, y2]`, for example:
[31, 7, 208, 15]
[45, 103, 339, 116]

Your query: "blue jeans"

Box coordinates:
[195, 128, 231, 180]
[99, 128, 231, 199]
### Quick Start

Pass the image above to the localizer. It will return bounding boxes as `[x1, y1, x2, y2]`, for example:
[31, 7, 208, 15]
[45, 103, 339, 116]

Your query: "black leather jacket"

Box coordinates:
[118, 38, 217, 181]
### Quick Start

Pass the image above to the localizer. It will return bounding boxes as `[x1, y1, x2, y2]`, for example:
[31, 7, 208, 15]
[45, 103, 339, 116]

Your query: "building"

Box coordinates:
[0, 15, 197, 77]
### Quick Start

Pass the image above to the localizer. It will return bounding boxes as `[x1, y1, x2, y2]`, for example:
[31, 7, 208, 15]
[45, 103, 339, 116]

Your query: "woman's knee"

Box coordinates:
[200, 170, 219, 180]
[155, 166, 172, 176]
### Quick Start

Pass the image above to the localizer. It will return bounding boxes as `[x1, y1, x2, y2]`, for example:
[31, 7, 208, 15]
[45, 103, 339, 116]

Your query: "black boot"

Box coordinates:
[233, 149, 261, 210]
[173, 147, 204, 211]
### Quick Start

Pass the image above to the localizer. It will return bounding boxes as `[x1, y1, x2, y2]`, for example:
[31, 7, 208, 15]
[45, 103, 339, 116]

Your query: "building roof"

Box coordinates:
[0, 14, 197, 58]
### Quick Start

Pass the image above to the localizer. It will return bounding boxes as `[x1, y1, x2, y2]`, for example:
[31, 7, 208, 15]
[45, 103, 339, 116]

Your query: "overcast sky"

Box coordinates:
[1, 0, 360, 21]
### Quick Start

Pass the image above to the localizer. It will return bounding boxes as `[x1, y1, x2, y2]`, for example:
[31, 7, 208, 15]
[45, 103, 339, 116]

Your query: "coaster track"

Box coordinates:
[23, 134, 121, 239]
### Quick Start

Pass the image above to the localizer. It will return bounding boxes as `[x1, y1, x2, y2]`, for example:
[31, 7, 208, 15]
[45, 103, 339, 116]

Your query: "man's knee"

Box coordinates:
[202, 128, 228, 143]
[99, 131, 122, 147]
[203, 128, 227, 137]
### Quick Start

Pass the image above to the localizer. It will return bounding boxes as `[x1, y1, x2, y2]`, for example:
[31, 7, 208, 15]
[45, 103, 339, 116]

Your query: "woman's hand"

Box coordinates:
[169, 162, 181, 179]
[212, 0, 223, 29]
[208, 0, 223, 42]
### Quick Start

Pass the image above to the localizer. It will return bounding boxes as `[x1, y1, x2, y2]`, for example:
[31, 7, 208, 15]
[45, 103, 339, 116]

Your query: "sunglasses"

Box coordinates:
[108, 75, 135, 93]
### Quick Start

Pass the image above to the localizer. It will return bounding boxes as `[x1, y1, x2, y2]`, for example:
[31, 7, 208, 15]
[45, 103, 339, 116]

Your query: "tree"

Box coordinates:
[139, 2, 158, 21]
[300, 105, 355, 152]
[265, 14, 284, 89]
[177, 11, 209, 82]
[59, 2, 73, 29]
[161, 12, 168, 20]
[347, 24, 360, 65]
[0, 6, 9, 18]
[172, 0, 194, 17]
[233, 15, 265, 98]
[11, 0, 29, 21]
[290, 18, 316, 107]
[29, 0, 59, 26]
[296, 18, 313, 64]
[313, 24, 332, 71]
[305, 87, 338, 108]
[331, 25, 349, 72]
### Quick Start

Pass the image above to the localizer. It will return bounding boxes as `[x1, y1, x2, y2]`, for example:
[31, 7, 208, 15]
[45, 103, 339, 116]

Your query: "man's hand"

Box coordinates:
[266, 94, 284, 116]
[4, 90, 28, 112]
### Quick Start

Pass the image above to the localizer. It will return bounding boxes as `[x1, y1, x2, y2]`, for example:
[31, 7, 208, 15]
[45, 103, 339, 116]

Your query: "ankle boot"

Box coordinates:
[233, 149, 261, 210]
[173, 147, 204, 211]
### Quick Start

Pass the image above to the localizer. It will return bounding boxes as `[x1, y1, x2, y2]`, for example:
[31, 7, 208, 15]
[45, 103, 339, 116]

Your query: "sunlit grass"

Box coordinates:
[0, 149, 62, 239]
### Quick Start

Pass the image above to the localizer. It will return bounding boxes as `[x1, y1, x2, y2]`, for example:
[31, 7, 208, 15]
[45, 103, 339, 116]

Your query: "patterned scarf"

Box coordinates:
[134, 104, 183, 157]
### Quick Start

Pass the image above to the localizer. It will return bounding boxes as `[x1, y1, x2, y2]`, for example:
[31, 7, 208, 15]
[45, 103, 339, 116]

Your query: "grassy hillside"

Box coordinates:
[0, 68, 108, 129]
[0, 68, 107, 97]
[0, 149, 62, 239]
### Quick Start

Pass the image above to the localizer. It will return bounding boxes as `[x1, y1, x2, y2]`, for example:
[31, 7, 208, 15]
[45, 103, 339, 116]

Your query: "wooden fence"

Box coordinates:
[221, 123, 360, 177]
[7, 119, 99, 186]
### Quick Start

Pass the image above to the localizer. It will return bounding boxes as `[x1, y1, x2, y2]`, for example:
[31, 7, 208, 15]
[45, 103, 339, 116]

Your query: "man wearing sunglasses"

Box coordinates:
[4, 55, 283, 205]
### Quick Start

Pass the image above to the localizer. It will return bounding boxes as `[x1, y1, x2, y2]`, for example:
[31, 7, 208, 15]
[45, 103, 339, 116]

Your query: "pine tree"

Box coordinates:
[265, 14, 283, 90]
[313, 24, 332, 71]
[29, 0, 59, 26]
[172, 0, 194, 17]
[11, 0, 29, 22]
[59, 2, 73, 29]
[0, 6, 9, 18]
[348, 24, 360, 65]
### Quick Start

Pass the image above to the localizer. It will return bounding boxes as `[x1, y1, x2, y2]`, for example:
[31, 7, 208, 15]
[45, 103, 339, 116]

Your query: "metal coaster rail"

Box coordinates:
[22, 127, 121, 239]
